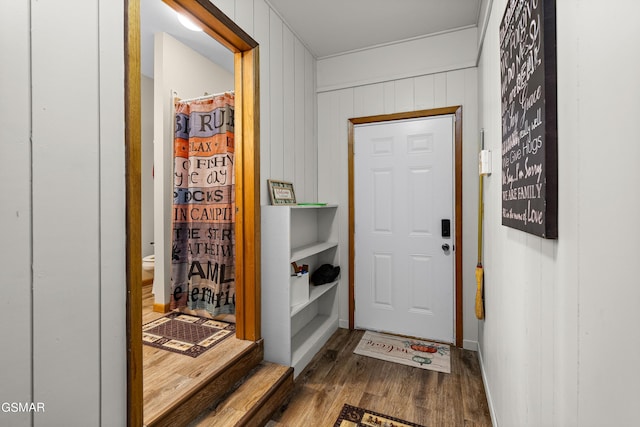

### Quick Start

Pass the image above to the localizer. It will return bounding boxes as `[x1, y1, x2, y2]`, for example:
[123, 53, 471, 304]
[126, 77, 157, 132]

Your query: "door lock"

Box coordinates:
[442, 243, 450, 251]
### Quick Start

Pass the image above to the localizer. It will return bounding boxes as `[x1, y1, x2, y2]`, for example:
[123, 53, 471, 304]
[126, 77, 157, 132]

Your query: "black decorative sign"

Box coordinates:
[500, 0, 557, 238]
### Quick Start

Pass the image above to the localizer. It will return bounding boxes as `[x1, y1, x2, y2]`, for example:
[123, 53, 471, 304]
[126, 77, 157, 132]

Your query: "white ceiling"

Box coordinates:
[140, 0, 234, 77]
[268, 0, 482, 58]
[140, 0, 481, 77]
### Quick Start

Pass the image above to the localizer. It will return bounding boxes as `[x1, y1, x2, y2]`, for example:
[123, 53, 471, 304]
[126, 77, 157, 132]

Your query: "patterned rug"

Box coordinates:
[142, 312, 234, 358]
[334, 404, 426, 427]
[353, 331, 450, 373]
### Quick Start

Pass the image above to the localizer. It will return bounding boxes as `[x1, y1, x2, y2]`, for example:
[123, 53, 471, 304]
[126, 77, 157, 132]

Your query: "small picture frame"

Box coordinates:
[268, 180, 297, 205]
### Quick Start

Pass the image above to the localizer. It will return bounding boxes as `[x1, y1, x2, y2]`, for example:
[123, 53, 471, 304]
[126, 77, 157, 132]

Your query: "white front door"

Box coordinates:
[354, 116, 455, 343]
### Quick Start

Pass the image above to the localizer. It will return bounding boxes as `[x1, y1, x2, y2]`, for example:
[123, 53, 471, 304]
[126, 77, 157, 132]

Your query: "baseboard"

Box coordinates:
[339, 319, 349, 329]
[463, 339, 478, 351]
[477, 344, 498, 427]
[153, 302, 171, 313]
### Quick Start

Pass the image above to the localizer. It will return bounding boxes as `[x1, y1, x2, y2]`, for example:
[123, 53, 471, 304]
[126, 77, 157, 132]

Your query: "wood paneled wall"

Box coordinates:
[317, 67, 480, 349]
[224, 0, 318, 205]
[0, 2, 33, 426]
[0, 1, 127, 426]
[477, 0, 640, 425]
[0, 0, 316, 425]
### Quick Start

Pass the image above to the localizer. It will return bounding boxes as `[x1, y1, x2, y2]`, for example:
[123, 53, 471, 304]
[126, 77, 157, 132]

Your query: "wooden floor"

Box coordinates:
[269, 328, 492, 427]
[142, 283, 253, 426]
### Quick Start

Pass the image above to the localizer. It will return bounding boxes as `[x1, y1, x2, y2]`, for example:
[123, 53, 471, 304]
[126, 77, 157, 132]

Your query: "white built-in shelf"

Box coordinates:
[291, 204, 338, 209]
[290, 279, 339, 317]
[290, 241, 338, 262]
[291, 313, 334, 365]
[262, 203, 340, 378]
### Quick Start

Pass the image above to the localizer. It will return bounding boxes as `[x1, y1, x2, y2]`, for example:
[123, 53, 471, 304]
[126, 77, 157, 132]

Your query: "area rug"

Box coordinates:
[334, 404, 426, 427]
[142, 312, 234, 358]
[353, 331, 450, 373]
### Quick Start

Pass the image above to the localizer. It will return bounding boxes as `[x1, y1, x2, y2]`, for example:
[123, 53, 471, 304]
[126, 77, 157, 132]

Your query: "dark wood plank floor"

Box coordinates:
[269, 328, 492, 427]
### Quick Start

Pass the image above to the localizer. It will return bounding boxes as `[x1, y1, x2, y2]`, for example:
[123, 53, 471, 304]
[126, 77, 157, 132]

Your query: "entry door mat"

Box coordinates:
[353, 331, 450, 373]
[142, 312, 234, 358]
[334, 404, 426, 427]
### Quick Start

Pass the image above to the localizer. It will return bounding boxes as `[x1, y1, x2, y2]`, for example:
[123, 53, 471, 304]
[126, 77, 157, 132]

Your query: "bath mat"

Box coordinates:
[333, 403, 426, 427]
[142, 312, 234, 358]
[353, 331, 450, 373]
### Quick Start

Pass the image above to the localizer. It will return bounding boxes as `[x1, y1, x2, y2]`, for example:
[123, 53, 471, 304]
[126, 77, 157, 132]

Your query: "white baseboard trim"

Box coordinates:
[463, 339, 478, 351]
[477, 343, 498, 427]
[339, 319, 349, 329]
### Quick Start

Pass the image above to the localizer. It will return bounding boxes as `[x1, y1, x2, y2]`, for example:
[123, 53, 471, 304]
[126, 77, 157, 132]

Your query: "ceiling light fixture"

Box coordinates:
[177, 13, 202, 32]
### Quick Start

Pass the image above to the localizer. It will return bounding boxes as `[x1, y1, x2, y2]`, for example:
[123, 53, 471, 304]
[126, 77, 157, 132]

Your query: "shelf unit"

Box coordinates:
[261, 204, 339, 376]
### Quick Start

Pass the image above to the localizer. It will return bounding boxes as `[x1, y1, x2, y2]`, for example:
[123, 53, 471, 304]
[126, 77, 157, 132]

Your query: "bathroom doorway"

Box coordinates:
[125, 0, 260, 425]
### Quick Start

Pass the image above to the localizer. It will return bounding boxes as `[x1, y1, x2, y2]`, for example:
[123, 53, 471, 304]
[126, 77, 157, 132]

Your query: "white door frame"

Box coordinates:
[348, 106, 463, 347]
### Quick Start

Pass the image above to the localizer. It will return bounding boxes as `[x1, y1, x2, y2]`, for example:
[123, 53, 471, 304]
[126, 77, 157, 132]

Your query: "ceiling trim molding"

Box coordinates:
[316, 63, 477, 94]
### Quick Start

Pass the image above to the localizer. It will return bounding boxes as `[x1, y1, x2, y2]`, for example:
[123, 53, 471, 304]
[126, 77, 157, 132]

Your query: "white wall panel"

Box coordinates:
[235, 0, 254, 36]
[98, 1, 127, 425]
[0, 1, 32, 426]
[31, 0, 101, 424]
[269, 9, 284, 180]
[282, 27, 295, 183]
[304, 49, 317, 201]
[394, 78, 414, 113]
[317, 27, 478, 92]
[382, 81, 395, 114]
[254, 0, 271, 205]
[354, 84, 384, 117]
[254, 1, 317, 203]
[477, 0, 640, 426]
[414, 74, 435, 110]
[294, 39, 306, 200]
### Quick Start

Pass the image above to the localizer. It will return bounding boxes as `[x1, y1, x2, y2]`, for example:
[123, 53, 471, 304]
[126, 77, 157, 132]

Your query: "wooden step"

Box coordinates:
[145, 340, 264, 427]
[189, 362, 294, 427]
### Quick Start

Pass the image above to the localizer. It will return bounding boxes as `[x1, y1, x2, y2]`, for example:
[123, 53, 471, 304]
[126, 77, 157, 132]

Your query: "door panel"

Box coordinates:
[354, 116, 454, 342]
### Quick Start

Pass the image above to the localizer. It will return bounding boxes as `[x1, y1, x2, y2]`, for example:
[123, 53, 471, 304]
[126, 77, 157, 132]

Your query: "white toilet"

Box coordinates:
[142, 254, 155, 271]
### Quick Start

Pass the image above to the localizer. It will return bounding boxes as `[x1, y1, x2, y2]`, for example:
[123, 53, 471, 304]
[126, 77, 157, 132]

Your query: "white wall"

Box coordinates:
[152, 32, 234, 304]
[316, 29, 480, 349]
[0, 0, 317, 424]
[0, 1, 126, 426]
[142, 74, 154, 258]
[212, 0, 318, 205]
[477, 1, 640, 426]
[317, 27, 478, 92]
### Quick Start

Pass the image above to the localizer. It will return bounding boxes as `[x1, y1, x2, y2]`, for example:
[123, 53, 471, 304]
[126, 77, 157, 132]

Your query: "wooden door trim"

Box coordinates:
[348, 106, 463, 347]
[125, 1, 260, 425]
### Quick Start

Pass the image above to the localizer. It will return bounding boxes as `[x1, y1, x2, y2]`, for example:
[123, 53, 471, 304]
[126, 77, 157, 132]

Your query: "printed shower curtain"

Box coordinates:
[170, 93, 236, 319]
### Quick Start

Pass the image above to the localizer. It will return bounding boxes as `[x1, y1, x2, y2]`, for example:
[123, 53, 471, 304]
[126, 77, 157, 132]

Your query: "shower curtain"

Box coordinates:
[170, 93, 236, 320]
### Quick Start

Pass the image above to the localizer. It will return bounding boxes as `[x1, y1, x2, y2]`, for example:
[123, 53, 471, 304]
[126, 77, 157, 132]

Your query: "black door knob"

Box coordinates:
[442, 243, 450, 251]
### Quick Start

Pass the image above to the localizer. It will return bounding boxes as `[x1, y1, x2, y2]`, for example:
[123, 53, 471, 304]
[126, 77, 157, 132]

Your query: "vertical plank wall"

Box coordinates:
[0, 0, 127, 426]
[477, 0, 640, 425]
[217, 0, 318, 205]
[0, 0, 316, 425]
[0, 1, 32, 426]
[318, 68, 480, 348]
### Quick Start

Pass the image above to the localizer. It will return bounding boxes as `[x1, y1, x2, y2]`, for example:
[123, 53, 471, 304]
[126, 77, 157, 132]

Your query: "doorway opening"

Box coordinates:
[125, 0, 260, 425]
[347, 106, 463, 347]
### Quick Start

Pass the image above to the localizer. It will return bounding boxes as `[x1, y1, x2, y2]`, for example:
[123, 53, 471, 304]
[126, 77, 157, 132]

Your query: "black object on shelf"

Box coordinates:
[311, 264, 340, 286]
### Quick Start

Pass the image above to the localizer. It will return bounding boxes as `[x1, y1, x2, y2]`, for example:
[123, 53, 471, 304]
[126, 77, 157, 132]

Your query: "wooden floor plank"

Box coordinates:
[271, 328, 492, 426]
[142, 283, 256, 426]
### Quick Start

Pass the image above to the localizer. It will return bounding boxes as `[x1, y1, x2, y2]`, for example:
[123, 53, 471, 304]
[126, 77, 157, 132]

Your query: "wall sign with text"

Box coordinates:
[500, 0, 557, 238]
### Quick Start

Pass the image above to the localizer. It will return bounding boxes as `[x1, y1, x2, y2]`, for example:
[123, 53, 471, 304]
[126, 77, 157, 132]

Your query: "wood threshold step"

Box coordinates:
[190, 362, 294, 427]
[146, 340, 264, 427]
